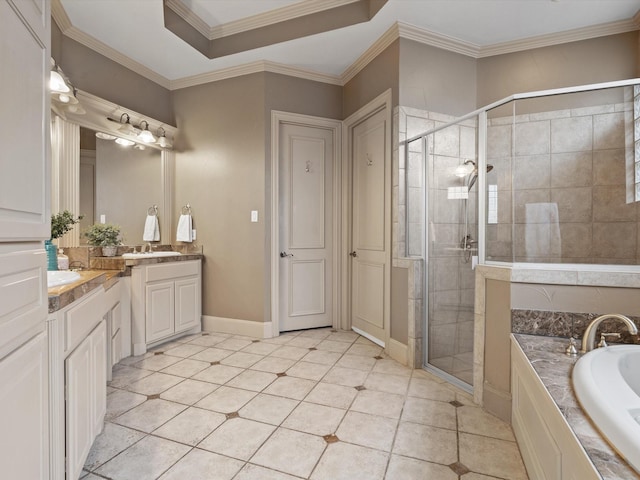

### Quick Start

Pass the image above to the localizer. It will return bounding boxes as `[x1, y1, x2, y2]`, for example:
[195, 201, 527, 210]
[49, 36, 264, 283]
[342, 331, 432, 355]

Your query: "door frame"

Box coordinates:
[340, 90, 392, 341]
[270, 111, 342, 337]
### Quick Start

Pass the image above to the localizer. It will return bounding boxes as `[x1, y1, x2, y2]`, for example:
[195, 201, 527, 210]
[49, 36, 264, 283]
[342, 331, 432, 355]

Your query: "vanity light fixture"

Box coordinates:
[137, 120, 156, 143]
[50, 66, 70, 94]
[95, 132, 117, 140]
[156, 127, 172, 149]
[115, 137, 135, 147]
[118, 113, 138, 136]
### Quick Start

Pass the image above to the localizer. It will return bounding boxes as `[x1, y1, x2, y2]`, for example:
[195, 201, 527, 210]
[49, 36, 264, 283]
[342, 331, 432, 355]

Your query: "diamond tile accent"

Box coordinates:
[210, 361, 220, 365]
[146, 394, 160, 400]
[201, 332, 210, 336]
[354, 385, 366, 391]
[448, 461, 470, 475]
[252, 339, 261, 343]
[154, 351, 164, 355]
[450, 400, 464, 408]
[276, 372, 287, 377]
[308, 347, 317, 351]
[323, 434, 339, 444]
[226, 411, 240, 420]
[374, 355, 383, 360]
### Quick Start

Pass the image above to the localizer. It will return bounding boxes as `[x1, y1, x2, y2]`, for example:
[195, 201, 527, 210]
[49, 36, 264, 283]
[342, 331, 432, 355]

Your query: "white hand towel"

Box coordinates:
[143, 215, 159, 241]
[176, 214, 192, 242]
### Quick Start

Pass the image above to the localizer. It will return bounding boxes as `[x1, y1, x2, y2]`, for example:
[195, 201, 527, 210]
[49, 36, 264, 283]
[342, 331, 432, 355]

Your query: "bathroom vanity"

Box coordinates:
[129, 258, 202, 355]
[45, 252, 201, 479]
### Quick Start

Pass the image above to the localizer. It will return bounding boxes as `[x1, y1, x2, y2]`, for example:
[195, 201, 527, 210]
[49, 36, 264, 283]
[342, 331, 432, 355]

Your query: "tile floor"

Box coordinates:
[81, 328, 529, 480]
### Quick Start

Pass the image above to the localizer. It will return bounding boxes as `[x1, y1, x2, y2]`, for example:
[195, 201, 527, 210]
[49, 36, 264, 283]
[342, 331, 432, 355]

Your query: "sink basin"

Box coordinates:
[47, 270, 81, 288]
[121, 251, 182, 259]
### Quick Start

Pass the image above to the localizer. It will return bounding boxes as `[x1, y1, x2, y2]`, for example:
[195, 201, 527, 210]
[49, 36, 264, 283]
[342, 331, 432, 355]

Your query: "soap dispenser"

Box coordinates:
[57, 248, 69, 270]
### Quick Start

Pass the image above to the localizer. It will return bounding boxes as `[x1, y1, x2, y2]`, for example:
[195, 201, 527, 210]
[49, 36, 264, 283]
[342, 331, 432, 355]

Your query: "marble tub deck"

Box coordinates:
[513, 334, 640, 479]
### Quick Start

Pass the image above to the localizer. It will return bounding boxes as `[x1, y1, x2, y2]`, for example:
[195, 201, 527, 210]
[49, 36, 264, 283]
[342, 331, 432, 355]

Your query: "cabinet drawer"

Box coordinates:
[65, 289, 105, 354]
[145, 261, 199, 283]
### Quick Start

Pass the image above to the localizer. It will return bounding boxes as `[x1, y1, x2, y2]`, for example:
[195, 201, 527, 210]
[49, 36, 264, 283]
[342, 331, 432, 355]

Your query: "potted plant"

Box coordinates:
[84, 223, 122, 257]
[48, 210, 83, 270]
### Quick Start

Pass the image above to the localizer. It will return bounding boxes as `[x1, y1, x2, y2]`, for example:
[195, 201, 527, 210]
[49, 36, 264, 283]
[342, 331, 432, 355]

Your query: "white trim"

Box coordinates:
[352, 326, 385, 348]
[385, 337, 407, 364]
[270, 111, 342, 337]
[167, 0, 360, 40]
[171, 61, 342, 91]
[202, 315, 273, 339]
[341, 89, 392, 344]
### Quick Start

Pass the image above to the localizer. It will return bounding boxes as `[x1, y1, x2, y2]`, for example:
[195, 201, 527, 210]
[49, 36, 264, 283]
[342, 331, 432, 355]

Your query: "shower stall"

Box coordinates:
[398, 78, 640, 391]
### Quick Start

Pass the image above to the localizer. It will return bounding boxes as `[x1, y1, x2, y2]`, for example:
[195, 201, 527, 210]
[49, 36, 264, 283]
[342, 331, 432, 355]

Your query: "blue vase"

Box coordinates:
[45, 240, 58, 271]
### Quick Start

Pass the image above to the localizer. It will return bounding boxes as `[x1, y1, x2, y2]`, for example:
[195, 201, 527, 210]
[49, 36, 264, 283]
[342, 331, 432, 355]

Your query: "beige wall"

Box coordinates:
[399, 39, 478, 116]
[172, 74, 266, 322]
[343, 40, 400, 118]
[477, 32, 639, 107]
[54, 24, 174, 125]
[483, 278, 512, 422]
[391, 266, 409, 344]
[511, 283, 640, 316]
[172, 72, 342, 322]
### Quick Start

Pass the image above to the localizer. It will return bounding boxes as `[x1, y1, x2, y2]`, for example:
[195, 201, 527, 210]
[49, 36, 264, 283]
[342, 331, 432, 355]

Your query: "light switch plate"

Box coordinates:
[192, 229, 196, 240]
[100, 214, 106, 224]
[251, 210, 258, 222]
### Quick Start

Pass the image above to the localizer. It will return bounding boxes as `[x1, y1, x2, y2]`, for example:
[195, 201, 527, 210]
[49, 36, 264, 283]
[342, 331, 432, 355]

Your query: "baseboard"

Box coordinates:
[483, 382, 512, 423]
[386, 337, 408, 366]
[202, 315, 273, 339]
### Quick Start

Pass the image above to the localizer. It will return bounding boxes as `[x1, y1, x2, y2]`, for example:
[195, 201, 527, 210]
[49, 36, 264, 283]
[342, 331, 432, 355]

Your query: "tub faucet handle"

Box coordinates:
[597, 332, 621, 349]
[565, 337, 578, 356]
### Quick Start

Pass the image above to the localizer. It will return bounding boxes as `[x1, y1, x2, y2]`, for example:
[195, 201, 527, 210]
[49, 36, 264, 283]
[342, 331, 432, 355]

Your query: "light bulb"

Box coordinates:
[50, 70, 70, 93]
[115, 137, 135, 147]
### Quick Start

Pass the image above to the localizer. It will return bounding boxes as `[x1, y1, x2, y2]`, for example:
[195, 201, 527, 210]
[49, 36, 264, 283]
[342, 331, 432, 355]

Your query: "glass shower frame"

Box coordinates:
[401, 77, 640, 393]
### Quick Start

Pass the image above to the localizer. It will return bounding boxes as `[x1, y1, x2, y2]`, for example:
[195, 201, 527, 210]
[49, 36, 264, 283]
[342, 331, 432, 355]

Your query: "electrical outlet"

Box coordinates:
[251, 210, 258, 222]
[192, 229, 196, 240]
[100, 214, 106, 224]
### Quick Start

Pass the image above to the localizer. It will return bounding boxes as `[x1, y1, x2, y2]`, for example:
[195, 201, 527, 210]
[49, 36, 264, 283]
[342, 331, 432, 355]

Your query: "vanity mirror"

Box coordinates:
[79, 127, 164, 244]
[51, 89, 176, 247]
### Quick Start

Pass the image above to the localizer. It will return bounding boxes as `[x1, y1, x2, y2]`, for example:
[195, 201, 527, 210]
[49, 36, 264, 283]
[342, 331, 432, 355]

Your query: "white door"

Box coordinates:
[278, 123, 334, 331]
[350, 108, 390, 344]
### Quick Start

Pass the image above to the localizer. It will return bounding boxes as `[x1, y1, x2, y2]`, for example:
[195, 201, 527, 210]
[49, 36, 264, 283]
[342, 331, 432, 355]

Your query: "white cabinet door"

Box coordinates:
[66, 320, 107, 480]
[91, 321, 107, 435]
[66, 333, 93, 480]
[0, 0, 50, 241]
[0, 331, 48, 480]
[146, 281, 175, 343]
[175, 277, 200, 333]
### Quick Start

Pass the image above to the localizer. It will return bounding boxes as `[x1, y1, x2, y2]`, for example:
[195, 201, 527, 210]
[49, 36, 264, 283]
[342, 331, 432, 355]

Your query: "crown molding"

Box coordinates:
[53, 0, 640, 91]
[171, 60, 342, 90]
[477, 18, 640, 58]
[51, 0, 71, 31]
[166, 0, 360, 40]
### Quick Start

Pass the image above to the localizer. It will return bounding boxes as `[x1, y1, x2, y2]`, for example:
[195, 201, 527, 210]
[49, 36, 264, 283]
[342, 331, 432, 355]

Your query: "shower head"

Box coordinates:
[467, 164, 494, 191]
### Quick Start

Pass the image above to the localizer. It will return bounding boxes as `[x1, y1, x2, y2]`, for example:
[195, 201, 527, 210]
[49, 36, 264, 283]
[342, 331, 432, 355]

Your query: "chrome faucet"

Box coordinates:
[144, 243, 153, 253]
[579, 314, 638, 354]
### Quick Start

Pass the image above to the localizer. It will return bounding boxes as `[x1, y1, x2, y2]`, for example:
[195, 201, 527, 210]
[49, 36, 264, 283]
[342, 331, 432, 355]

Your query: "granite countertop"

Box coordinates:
[121, 253, 203, 267]
[48, 270, 122, 313]
[513, 334, 640, 479]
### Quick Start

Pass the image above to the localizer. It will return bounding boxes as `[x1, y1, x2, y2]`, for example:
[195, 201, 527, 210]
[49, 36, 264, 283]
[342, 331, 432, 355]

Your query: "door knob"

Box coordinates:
[280, 252, 293, 258]
[349, 251, 357, 257]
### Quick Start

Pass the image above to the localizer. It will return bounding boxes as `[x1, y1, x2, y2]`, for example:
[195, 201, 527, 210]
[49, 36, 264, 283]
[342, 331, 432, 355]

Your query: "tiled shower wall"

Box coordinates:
[396, 106, 478, 384]
[486, 99, 638, 264]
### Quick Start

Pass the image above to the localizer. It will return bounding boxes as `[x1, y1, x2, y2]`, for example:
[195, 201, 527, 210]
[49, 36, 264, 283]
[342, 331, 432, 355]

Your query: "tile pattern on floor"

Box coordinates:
[82, 328, 529, 480]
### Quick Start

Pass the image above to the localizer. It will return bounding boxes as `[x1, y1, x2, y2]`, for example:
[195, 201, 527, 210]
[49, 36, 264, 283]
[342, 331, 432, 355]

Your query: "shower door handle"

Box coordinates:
[349, 251, 357, 257]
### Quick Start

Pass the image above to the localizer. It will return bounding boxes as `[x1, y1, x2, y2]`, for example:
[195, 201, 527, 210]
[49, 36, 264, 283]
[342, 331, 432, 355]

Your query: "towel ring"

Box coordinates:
[148, 205, 158, 216]
[181, 204, 192, 215]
